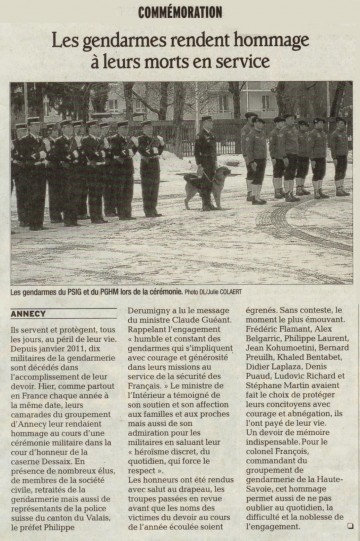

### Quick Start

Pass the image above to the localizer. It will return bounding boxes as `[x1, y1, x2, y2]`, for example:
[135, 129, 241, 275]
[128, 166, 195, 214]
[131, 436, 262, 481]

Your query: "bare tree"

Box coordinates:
[173, 82, 186, 158]
[130, 82, 171, 120]
[228, 82, 246, 152]
[123, 83, 134, 121]
[330, 82, 349, 117]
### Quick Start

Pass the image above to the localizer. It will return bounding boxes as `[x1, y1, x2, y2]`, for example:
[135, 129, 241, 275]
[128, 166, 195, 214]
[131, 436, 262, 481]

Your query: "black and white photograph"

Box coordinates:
[10, 81, 353, 285]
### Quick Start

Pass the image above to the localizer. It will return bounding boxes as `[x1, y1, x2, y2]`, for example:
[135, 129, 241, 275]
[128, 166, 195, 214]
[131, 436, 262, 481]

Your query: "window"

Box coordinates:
[218, 95, 230, 113]
[262, 95, 270, 111]
[134, 99, 146, 113]
[108, 99, 119, 113]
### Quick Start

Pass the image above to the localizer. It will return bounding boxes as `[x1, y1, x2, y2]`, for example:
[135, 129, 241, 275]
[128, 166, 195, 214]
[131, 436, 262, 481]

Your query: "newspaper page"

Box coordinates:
[0, 0, 359, 539]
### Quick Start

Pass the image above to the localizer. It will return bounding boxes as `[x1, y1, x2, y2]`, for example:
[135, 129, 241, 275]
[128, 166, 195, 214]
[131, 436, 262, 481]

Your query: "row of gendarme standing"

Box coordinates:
[11, 114, 351, 230]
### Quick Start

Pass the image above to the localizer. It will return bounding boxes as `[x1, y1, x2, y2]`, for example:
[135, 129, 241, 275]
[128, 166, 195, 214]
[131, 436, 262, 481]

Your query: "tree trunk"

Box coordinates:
[275, 82, 287, 116]
[330, 82, 348, 117]
[159, 82, 170, 121]
[228, 82, 241, 118]
[123, 83, 134, 121]
[228, 82, 242, 153]
[173, 82, 186, 158]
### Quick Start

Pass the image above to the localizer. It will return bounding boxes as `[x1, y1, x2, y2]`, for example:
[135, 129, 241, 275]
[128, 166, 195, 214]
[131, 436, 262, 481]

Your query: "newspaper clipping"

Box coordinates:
[1, 1, 359, 540]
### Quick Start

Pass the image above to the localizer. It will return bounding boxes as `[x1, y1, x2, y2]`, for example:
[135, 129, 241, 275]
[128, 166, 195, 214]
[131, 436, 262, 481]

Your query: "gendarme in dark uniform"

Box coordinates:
[241, 112, 258, 201]
[295, 120, 311, 196]
[269, 117, 286, 199]
[109, 120, 138, 220]
[138, 121, 164, 218]
[194, 115, 217, 211]
[329, 116, 350, 196]
[99, 120, 116, 217]
[308, 117, 329, 199]
[80, 121, 107, 224]
[72, 121, 89, 220]
[16, 117, 47, 231]
[281, 114, 300, 202]
[245, 117, 267, 205]
[52, 120, 80, 227]
[12, 123, 29, 226]
[43, 123, 64, 223]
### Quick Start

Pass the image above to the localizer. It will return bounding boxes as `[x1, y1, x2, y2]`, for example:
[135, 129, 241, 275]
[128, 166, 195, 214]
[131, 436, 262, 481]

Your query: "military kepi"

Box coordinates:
[117, 121, 128, 127]
[27, 117, 40, 125]
[141, 120, 152, 127]
[202, 115, 212, 122]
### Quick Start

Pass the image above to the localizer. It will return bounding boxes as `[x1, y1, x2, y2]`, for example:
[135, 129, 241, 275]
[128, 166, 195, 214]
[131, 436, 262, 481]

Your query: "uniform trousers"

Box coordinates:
[252, 159, 266, 185]
[284, 154, 298, 181]
[112, 161, 134, 219]
[296, 157, 310, 179]
[48, 166, 64, 222]
[14, 166, 30, 225]
[22, 166, 46, 228]
[87, 166, 104, 221]
[312, 158, 326, 181]
[334, 155, 347, 180]
[140, 158, 160, 216]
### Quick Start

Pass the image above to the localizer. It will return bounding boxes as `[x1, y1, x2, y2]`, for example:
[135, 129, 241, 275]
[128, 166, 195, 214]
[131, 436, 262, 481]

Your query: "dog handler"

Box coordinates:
[194, 115, 217, 211]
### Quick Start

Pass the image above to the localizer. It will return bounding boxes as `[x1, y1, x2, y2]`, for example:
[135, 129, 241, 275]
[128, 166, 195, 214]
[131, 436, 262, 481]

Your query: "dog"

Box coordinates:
[184, 166, 231, 210]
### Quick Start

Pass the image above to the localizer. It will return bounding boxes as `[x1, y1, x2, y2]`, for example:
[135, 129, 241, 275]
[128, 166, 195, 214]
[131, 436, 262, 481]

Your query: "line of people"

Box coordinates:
[11, 113, 351, 229]
[241, 113, 350, 205]
[11, 118, 164, 230]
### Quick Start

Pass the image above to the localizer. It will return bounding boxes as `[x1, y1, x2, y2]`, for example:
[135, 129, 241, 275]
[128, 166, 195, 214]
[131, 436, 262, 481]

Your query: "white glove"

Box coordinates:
[157, 136, 164, 145]
[39, 151, 47, 160]
[152, 147, 159, 155]
[197, 165, 204, 177]
[131, 136, 138, 146]
[73, 150, 79, 158]
[128, 149, 134, 157]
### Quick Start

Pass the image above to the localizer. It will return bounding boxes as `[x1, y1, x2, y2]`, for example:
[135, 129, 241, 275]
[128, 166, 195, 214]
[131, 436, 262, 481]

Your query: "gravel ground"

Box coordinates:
[11, 157, 353, 286]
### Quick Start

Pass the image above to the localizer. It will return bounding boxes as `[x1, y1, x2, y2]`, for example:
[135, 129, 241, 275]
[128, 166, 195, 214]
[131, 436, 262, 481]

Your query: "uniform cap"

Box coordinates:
[46, 123, 56, 129]
[60, 120, 72, 127]
[298, 120, 309, 127]
[313, 117, 325, 124]
[202, 115, 212, 122]
[245, 112, 257, 120]
[335, 116, 346, 124]
[72, 121, 83, 127]
[141, 120, 152, 127]
[27, 117, 40, 125]
[255, 118, 265, 124]
[273, 116, 285, 124]
[86, 120, 98, 127]
[99, 122, 109, 128]
[15, 123, 27, 130]
[117, 121, 129, 127]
